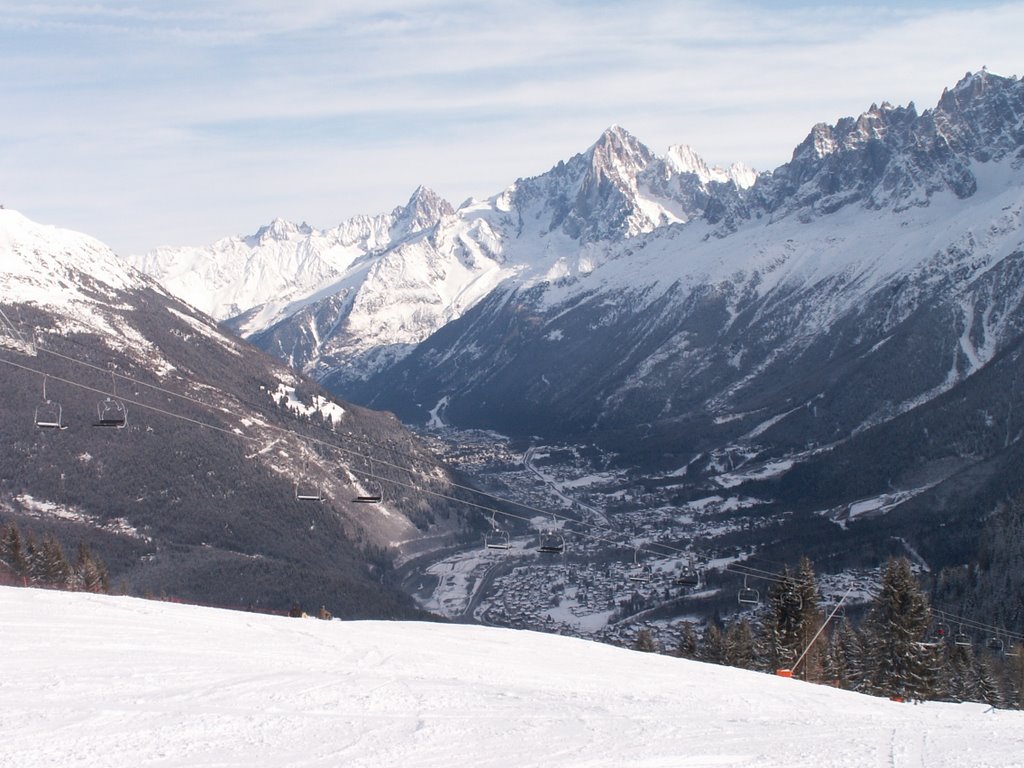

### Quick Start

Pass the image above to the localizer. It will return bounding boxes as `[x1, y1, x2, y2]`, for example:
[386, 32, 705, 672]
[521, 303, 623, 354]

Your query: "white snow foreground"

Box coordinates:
[1, 588, 1021, 767]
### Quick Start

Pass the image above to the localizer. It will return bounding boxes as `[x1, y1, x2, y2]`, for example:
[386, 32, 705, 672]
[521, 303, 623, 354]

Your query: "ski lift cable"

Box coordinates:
[932, 607, 1024, 643]
[0, 352, 688, 563]
[16, 313, 1024, 601]
[11, 322, 1024, 617]
[39, 343, 706, 560]
[0, 354, 255, 440]
[28, 322, 716, 563]
[725, 562, 804, 586]
[32, 341, 699, 559]
[8, 347, 1024, 634]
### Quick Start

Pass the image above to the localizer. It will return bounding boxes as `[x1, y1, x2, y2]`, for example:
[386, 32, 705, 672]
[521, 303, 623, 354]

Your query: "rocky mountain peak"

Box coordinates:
[664, 144, 758, 190]
[588, 125, 656, 182]
[933, 69, 1024, 162]
[249, 217, 313, 246]
[393, 186, 455, 236]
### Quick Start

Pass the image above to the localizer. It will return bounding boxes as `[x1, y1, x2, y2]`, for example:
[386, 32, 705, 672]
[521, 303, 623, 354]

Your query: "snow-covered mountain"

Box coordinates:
[335, 71, 1024, 433]
[0, 209, 476, 615]
[127, 185, 454, 330]
[130, 71, 1024, 584]
[5, 586, 1022, 768]
[136, 128, 758, 386]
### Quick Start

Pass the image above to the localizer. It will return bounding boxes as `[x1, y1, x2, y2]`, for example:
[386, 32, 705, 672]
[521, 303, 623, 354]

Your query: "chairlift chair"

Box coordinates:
[674, 556, 702, 588]
[353, 479, 383, 504]
[34, 402, 65, 429]
[628, 549, 653, 583]
[538, 533, 565, 554]
[987, 636, 1005, 654]
[295, 455, 324, 502]
[34, 376, 67, 430]
[782, 580, 803, 610]
[484, 512, 511, 551]
[738, 575, 760, 606]
[485, 529, 511, 550]
[953, 626, 972, 648]
[826, 601, 846, 620]
[295, 483, 324, 502]
[536, 513, 565, 554]
[93, 397, 127, 428]
[93, 371, 127, 428]
[674, 569, 701, 588]
[352, 457, 383, 503]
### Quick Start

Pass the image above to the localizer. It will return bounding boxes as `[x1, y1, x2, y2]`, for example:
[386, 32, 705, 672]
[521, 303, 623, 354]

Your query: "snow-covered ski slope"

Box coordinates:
[1, 587, 1020, 767]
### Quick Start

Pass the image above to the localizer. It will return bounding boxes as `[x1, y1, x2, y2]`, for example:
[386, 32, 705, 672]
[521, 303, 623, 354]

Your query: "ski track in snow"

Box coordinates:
[1, 587, 1022, 768]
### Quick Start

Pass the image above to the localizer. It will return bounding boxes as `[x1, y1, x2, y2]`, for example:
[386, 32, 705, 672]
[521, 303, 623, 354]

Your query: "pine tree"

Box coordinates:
[676, 621, 698, 659]
[762, 562, 821, 677]
[975, 656, 1004, 708]
[24, 533, 44, 584]
[1004, 647, 1024, 709]
[844, 624, 871, 692]
[2, 523, 28, 578]
[634, 628, 657, 653]
[76, 542, 108, 594]
[701, 623, 727, 665]
[863, 557, 935, 700]
[724, 618, 756, 670]
[823, 620, 853, 688]
[40, 534, 71, 587]
[945, 643, 976, 702]
[792, 557, 825, 681]
[760, 566, 796, 672]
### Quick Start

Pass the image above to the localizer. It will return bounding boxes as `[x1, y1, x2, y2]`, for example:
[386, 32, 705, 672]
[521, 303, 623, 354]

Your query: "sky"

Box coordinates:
[0, 1, 1021, 256]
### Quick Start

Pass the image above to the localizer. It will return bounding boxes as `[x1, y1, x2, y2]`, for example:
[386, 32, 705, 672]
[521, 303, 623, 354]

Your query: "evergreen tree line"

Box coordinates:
[0, 522, 109, 593]
[637, 556, 1024, 708]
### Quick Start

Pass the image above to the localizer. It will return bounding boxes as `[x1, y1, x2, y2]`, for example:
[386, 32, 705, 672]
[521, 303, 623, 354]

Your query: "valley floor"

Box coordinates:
[1, 586, 1021, 767]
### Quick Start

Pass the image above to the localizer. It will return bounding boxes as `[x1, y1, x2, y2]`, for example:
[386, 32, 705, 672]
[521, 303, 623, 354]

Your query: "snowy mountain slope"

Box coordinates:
[140, 72, 1024, 410]
[139, 129, 758, 386]
[0, 210, 478, 615]
[123, 71, 1024, 593]
[354, 134, 1024, 438]
[3, 586, 1021, 768]
[328, 71, 1024, 581]
[127, 185, 454, 328]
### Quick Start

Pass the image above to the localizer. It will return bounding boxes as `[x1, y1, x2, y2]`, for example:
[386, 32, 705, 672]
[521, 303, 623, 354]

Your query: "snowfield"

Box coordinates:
[1, 588, 1022, 767]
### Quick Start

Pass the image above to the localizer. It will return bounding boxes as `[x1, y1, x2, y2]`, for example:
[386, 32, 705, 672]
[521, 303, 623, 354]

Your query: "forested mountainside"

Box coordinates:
[0, 209, 482, 617]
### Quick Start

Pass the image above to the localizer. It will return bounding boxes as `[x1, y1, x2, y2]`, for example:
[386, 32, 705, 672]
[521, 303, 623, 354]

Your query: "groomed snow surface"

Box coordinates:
[1, 588, 1021, 767]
